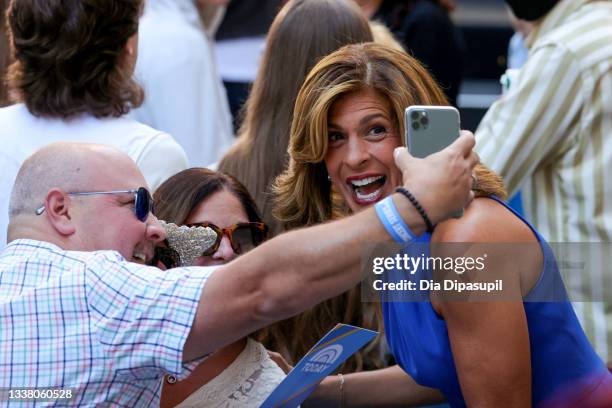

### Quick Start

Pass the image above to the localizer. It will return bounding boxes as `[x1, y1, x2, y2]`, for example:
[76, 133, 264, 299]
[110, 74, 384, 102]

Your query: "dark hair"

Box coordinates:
[6, 0, 144, 118]
[1, 0, 9, 107]
[153, 168, 263, 227]
[218, 0, 373, 237]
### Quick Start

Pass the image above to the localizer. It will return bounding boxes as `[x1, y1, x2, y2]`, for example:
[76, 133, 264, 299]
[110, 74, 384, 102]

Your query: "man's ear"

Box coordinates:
[44, 189, 76, 236]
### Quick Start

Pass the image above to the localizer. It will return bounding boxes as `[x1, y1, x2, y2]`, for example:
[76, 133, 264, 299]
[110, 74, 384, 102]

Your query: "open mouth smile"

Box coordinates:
[346, 174, 387, 205]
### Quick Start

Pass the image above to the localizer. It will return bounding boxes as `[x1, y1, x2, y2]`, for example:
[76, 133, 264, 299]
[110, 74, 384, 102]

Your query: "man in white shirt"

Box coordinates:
[0, 0, 189, 248]
[130, 0, 235, 167]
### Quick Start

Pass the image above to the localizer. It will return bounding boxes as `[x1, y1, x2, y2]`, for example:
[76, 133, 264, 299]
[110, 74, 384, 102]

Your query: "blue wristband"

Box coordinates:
[375, 196, 416, 243]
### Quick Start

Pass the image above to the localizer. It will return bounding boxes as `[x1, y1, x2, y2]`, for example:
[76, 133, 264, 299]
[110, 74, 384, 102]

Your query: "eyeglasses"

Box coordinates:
[187, 222, 268, 256]
[35, 187, 155, 222]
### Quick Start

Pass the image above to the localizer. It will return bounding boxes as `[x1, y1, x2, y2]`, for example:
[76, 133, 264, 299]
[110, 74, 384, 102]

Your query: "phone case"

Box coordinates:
[405, 106, 464, 218]
[405, 106, 460, 159]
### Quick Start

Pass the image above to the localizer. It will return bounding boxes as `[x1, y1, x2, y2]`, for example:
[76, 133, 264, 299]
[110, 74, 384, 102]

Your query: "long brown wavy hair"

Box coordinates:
[269, 43, 506, 372]
[6, 0, 143, 118]
[217, 0, 373, 237]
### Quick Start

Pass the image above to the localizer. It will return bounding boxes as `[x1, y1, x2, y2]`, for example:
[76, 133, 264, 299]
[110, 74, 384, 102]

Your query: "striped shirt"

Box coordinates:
[476, 0, 612, 361]
[0, 239, 215, 406]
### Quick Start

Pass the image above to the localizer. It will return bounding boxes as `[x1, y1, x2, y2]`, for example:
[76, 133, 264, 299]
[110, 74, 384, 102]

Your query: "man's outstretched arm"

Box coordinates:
[184, 132, 478, 360]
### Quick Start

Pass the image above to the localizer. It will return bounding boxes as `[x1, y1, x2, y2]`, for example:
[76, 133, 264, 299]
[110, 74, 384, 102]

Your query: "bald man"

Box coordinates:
[0, 139, 477, 405]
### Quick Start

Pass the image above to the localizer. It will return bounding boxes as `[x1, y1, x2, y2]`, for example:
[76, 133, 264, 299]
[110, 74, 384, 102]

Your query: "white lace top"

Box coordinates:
[174, 338, 287, 407]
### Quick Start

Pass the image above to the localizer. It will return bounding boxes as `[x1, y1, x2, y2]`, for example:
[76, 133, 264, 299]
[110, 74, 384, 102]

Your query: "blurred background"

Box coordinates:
[0, 0, 514, 127]
[0, 0, 8, 108]
[454, 0, 513, 131]
[212, 0, 514, 133]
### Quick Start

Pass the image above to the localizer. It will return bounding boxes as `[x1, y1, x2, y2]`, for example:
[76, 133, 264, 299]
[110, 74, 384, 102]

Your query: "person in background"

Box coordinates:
[214, 0, 283, 131]
[130, 0, 235, 168]
[153, 168, 286, 407]
[369, 20, 406, 53]
[476, 0, 612, 364]
[506, 9, 533, 71]
[0, 0, 188, 248]
[219, 0, 373, 238]
[500, 9, 534, 217]
[354, 0, 464, 106]
[0, 0, 10, 107]
[278, 42, 612, 408]
[219, 0, 383, 373]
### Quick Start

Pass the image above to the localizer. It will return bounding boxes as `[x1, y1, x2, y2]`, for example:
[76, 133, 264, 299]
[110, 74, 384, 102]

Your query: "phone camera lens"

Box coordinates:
[411, 111, 419, 120]
[412, 121, 420, 130]
[420, 116, 429, 126]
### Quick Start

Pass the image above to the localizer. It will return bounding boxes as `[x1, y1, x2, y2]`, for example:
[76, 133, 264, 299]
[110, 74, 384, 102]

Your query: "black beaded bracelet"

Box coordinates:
[395, 187, 434, 232]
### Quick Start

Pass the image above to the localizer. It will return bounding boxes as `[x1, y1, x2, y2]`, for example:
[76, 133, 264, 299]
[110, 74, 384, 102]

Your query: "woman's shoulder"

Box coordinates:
[431, 196, 536, 244]
[431, 197, 543, 297]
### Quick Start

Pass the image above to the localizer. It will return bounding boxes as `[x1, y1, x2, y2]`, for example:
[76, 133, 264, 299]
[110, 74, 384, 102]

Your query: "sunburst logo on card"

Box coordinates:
[301, 345, 344, 373]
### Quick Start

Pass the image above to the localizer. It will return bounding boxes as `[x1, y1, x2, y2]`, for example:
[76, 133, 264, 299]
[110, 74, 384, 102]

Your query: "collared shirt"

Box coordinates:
[0, 239, 215, 406]
[475, 0, 612, 360]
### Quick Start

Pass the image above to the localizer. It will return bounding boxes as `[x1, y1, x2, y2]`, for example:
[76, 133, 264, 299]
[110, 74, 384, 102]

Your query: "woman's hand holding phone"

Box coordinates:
[394, 131, 477, 226]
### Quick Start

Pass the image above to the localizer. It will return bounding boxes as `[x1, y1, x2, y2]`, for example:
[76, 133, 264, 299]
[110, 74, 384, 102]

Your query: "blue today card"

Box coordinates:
[260, 323, 378, 408]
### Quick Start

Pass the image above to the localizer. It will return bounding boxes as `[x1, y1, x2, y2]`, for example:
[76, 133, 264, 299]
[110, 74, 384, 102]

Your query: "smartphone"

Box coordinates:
[405, 105, 463, 217]
[405, 105, 460, 158]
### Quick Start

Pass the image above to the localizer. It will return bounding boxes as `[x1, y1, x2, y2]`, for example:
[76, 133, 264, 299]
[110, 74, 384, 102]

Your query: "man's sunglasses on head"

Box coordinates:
[35, 187, 154, 222]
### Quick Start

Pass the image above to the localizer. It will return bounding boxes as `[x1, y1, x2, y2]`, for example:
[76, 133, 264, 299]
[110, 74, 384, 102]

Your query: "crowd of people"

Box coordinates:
[1, 0, 611, 407]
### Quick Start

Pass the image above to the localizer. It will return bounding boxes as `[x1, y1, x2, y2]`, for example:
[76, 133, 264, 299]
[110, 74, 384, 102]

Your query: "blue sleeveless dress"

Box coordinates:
[382, 197, 609, 407]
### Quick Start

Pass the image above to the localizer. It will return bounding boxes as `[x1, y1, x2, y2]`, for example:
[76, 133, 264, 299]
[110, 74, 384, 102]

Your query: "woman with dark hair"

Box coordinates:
[0, 0, 188, 247]
[153, 168, 286, 408]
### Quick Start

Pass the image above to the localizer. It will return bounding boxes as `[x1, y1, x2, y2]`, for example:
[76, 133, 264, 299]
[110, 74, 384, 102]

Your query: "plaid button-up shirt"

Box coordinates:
[0, 239, 215, 406]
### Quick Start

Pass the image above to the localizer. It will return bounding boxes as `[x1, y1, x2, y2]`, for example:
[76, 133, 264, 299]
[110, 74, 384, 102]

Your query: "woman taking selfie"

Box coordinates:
[275, 43, 612, 407]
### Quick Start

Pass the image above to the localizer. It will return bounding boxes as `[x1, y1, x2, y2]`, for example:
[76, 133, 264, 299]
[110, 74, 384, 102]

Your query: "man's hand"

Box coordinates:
[394, 130, 478, 225]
